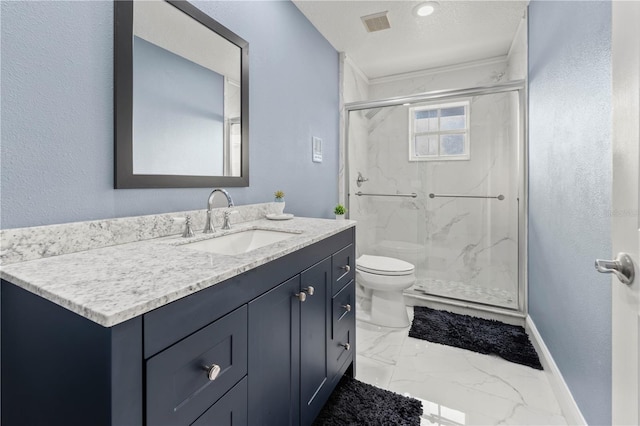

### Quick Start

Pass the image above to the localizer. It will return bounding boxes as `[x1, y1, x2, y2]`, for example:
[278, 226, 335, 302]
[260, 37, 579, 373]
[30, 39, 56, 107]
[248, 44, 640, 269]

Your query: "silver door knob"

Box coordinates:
[341, 304, 351, 312]
[595, 252, 635, 285]
[340, 342, 350, 351]
[302, 286, 314, 296]
[341, 265, 351, 273]
[295, 292, 307, 302]
[204, 363, 221, 381]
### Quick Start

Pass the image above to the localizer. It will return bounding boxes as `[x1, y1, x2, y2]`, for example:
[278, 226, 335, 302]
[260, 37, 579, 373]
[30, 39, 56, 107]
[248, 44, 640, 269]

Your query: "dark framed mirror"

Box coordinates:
[114, 0, 249, 188]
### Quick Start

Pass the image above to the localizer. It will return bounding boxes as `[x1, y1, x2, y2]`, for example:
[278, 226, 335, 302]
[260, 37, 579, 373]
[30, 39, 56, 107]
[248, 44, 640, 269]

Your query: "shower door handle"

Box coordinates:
[595, 253, 635, 285]
[356, 172, 369, 187]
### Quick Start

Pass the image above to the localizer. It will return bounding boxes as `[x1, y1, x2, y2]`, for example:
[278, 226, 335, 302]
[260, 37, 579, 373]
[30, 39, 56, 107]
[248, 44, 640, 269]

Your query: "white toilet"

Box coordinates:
[356, 254, 416, 328]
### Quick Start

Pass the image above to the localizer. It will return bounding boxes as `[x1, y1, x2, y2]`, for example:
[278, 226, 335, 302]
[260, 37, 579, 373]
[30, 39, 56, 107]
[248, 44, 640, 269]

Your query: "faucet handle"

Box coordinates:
[183, 215, 195, 238]
[224, 210, 239, 218]
[222, 210, 239, 230]
[173, 215, 195, 238]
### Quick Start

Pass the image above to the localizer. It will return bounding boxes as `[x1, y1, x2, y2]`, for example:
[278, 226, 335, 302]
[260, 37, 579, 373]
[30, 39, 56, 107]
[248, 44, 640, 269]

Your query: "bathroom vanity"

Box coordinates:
[0, 210, 355, 426]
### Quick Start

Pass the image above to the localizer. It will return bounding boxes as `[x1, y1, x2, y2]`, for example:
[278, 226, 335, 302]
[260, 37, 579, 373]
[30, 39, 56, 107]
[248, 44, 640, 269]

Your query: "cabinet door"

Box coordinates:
[300, 257, 332, 426]
[248, 276, 301, 426]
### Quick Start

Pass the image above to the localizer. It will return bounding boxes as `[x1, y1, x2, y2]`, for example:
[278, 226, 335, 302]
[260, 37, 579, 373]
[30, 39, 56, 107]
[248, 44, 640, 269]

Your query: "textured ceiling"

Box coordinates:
[292, 0, 527, 79]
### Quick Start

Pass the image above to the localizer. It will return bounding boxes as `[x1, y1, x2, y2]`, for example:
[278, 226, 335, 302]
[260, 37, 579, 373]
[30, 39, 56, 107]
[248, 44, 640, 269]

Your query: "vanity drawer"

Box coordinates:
[191, 377, 247, 426]
[146, 305, 248, 426]
[328, 326, 353, 376]
[332, 244, 354, 295]
[332, 280, 355, 339]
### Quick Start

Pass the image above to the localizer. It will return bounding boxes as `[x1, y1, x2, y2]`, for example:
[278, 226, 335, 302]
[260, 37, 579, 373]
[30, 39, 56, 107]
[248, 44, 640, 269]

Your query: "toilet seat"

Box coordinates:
[356, 255, 414, 276]
[356, 254, 416, 328]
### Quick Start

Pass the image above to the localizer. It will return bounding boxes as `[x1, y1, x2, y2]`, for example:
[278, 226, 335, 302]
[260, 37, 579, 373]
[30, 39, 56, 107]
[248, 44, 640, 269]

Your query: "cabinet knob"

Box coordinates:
[295, 292, 307, 302]
[341, 265, 351, 273]
[302, 286, 315, 296]
[341, 304, 351, 312]
[204, 363, 221, 381]
[340, 342, 351, 351]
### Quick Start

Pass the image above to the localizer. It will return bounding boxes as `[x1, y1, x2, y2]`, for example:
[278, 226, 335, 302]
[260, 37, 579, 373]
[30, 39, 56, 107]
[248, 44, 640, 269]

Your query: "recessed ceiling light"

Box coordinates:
[413, 2, 438, 17]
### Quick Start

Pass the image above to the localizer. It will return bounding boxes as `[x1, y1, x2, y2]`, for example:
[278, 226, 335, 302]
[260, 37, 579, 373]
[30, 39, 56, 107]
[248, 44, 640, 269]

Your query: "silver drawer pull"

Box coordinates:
[341, 265, 351, 273]
[340, 342, 351, 351]
[295, 292, 307, 302]
[341, 304, 351, 312]
[302, 286, 315, 296]
[204, 363, 221, 381]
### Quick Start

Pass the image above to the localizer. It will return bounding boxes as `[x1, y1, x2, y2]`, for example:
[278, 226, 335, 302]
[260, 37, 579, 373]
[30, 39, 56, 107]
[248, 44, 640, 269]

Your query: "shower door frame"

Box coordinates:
[343, 80, 528, 315]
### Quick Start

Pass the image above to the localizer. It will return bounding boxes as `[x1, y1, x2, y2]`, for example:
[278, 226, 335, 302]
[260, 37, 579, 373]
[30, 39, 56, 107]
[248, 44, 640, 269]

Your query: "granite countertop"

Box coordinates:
[0, 217, 355, 327]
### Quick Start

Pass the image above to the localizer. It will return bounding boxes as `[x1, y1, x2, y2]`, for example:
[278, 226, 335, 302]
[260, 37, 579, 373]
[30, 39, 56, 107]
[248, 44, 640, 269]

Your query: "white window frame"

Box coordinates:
[408, 99, 470, 161]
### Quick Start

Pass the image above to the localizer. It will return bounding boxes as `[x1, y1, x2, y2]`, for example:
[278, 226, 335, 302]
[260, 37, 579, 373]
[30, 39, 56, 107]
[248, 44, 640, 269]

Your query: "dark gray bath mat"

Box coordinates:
[313, 375, 423, 426]
[409, 306, 543, 370]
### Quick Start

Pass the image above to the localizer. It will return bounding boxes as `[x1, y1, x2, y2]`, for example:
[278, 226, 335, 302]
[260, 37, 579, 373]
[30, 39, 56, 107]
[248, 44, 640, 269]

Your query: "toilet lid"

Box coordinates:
[356, 255, 415, 276]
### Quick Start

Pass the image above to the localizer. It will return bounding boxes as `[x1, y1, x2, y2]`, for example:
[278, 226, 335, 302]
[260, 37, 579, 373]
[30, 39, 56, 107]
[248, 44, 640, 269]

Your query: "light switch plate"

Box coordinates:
[312, 137, 322, 163]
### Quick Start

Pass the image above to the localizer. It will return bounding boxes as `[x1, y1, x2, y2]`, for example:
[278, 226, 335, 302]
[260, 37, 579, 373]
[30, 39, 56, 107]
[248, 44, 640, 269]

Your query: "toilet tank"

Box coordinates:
[374, 240, 426, 266]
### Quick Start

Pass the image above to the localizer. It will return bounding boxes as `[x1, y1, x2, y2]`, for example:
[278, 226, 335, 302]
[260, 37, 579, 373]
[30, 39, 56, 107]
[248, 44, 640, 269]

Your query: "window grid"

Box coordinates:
[409, 100, 470, 162]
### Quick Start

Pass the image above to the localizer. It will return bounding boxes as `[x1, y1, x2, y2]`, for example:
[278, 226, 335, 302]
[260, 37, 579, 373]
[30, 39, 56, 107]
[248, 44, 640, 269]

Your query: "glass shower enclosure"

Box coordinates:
[346, 81, 525, 312]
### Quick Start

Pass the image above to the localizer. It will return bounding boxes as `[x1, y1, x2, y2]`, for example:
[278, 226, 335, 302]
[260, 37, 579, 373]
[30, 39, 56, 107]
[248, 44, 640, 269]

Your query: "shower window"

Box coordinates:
[409, 100, 470, 161]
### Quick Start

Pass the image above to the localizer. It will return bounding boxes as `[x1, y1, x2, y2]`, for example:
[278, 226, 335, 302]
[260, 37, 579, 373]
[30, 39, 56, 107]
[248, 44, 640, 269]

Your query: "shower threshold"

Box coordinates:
[407, 277, 518, 310]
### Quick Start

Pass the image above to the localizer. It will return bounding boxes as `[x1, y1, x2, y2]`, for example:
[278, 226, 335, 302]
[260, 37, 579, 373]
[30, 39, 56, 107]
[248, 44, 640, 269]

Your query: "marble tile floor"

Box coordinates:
[409, 277, 518, 310]
[355, 309, 567, 425]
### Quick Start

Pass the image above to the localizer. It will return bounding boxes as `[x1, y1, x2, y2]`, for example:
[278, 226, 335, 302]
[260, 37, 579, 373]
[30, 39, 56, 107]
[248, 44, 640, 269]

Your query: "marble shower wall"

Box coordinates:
[506, 15, 528, 82]
[340, 55, 370, 206]
[348, 60, 521, 307]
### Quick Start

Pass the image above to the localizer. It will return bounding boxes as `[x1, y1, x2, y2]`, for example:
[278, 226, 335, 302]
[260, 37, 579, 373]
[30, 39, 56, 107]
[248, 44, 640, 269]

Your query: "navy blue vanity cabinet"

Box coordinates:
[1, 227, 355, 426]
[248, 255, 355, 426]
[248, 256, 334, 426]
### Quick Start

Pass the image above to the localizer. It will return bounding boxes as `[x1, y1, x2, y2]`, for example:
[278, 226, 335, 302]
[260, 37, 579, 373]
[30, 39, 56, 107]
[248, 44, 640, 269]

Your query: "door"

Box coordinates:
[611, 2, 640, 424]
[248, 276, 301, 426]
[300, 258, 331, 426]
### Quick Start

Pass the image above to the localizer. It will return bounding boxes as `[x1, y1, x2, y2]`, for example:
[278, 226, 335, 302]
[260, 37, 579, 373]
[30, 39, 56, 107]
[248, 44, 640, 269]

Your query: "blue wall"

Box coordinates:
[528, 1, 612, 424]
[0, 1, 339, 229]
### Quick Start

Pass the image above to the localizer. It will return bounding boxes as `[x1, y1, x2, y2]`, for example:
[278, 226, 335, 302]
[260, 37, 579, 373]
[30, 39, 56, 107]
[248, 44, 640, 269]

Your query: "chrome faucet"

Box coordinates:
[203, 188, 234, 233]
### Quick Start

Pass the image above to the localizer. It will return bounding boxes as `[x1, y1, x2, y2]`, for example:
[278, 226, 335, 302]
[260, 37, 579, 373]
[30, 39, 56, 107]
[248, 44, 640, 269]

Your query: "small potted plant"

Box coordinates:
[334, 204, 346, 220]
[274, 190, 285, 214]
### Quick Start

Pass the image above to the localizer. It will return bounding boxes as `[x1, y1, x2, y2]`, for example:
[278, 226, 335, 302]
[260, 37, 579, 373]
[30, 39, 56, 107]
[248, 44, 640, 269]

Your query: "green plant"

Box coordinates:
[274, 190, 285, 200]
[334, 204, 346, 215]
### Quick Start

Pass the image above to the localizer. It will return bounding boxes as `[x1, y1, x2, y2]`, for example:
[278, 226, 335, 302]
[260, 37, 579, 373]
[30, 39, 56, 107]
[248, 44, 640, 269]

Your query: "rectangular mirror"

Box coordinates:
[115, 0, 249, 188]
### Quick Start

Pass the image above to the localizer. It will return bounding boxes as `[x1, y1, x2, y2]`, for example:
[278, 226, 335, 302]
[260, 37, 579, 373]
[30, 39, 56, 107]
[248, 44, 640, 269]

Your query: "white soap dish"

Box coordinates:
[266, 213, 294, 221]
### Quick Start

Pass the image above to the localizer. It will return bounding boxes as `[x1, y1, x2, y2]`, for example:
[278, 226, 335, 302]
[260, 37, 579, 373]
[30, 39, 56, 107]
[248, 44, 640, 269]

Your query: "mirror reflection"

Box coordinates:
[132, 0, 240, 177]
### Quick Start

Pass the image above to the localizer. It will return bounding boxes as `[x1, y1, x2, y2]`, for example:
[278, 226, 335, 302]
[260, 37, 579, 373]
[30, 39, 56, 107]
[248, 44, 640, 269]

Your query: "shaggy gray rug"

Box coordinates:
[409, 306, 543, 370]
[313, 376, 423, 425]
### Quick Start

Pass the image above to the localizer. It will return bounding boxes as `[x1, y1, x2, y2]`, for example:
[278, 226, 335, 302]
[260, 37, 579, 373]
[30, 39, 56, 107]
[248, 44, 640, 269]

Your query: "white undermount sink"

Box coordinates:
[182, 229, 297, 255]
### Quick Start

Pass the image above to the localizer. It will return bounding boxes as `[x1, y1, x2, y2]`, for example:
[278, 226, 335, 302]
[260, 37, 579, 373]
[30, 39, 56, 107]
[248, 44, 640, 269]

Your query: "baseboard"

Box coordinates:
[526, 316, 587, 425]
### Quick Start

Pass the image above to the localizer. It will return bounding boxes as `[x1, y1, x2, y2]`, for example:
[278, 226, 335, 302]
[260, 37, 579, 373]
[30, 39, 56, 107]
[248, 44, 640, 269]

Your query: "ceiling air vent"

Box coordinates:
[361, 11, 390, 33]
